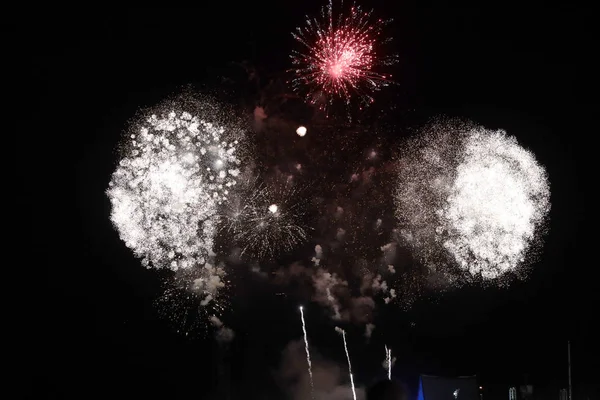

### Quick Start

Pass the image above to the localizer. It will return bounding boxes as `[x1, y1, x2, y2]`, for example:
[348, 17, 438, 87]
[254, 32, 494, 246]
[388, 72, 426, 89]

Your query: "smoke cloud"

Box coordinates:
[278, 340, 365, 400]
[209, 315, 235, 343]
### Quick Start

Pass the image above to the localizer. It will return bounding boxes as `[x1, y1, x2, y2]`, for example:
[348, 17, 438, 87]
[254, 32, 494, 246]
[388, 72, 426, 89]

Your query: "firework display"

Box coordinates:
[395, 121, 551, 281]
[291, 0, 396, 113]
[101, 5, 557, 392]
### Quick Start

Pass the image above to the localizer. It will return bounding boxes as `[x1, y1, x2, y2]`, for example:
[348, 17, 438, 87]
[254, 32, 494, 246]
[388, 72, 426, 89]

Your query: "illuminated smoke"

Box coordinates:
[209, 315, 235, 343]
[312, 244, 324, 266]
[395, 121, 550, 281]
[365, 323, 375, 340]
[313, 269, 347, 320]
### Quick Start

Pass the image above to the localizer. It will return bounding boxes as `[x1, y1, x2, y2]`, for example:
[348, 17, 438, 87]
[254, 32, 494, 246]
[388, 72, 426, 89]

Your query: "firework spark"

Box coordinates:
[385, 345, 392, 380]
[395, 120, 550, 282]
[155, 263, 230, 336]
[300, 306, 315, 398]
[219, 176, 309, 260]
[291, 0, 396, 113]
[107, 110, 242, 271]
[335, 327, 357, 400]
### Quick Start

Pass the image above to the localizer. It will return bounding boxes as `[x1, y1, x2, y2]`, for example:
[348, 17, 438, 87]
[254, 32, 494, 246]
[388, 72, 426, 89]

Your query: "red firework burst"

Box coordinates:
[290, 0, 396, 113]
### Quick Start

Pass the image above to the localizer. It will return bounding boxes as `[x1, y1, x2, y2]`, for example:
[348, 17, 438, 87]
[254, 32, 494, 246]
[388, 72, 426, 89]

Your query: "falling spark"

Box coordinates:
[300, 306, 315, 398]
[336, 327, 357, 400]
[385, 345, 392, 380]
[296, 126, 307, 137]
[290, 0, 396, 114]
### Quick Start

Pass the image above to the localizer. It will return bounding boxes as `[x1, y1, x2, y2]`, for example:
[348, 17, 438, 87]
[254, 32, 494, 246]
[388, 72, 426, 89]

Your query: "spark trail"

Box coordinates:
[385, 345, 392, 380]
[300, 306, 314, 398]
[336, 327, 356, 400]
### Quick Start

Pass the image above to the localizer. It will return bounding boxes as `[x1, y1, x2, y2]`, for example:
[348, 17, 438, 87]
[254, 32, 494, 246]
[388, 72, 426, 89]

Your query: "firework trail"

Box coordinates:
[335, 327, 356, 400]
[395, 120, 550, 282]
[385, 345, 392, 380]
[291, 0, 396, 114]
[299, 306, 315, 398]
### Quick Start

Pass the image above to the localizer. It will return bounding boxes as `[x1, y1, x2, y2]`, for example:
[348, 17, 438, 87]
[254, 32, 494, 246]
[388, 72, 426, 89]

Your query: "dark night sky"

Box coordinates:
[20, 2, 597, 399]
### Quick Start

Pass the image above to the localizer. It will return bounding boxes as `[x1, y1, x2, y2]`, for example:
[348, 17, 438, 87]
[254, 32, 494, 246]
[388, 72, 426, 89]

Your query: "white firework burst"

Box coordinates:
[107, 110, 242, 271]
[395, 120, 550, 281]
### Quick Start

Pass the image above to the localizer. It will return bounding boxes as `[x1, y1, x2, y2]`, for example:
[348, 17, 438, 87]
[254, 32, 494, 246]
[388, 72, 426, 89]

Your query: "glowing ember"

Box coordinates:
[296, 126, 307, 137]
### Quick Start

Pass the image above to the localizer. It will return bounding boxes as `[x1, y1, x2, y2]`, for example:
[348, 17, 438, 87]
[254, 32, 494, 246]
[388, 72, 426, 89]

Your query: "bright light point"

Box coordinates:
[215, 159, 223, 168]
[299, 306, 303, 310]
[296, 126, 307, 137]
[268, 204, 278, 213]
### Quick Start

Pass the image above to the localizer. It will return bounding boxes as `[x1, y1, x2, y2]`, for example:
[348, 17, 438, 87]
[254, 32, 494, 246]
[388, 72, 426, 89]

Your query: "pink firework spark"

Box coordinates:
[291, 0, 396, 113]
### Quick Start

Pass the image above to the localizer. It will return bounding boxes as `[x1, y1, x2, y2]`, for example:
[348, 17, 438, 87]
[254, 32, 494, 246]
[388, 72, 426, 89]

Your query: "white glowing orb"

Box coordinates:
[268, 204, 278, 213]
[296, 126, 307, 137]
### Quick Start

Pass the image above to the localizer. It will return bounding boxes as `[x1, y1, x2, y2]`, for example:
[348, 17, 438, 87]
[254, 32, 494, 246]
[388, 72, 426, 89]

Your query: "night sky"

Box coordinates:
[23, 2, 596, 399]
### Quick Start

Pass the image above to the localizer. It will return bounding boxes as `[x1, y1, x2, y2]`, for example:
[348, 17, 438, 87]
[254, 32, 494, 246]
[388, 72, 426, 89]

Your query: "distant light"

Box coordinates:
[296, 126, 307, 137]
[215, 159, 223, 168]
[479, 387, 483, 390]
[299, 305, 303, 310]
[268, 204, 278, 213]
